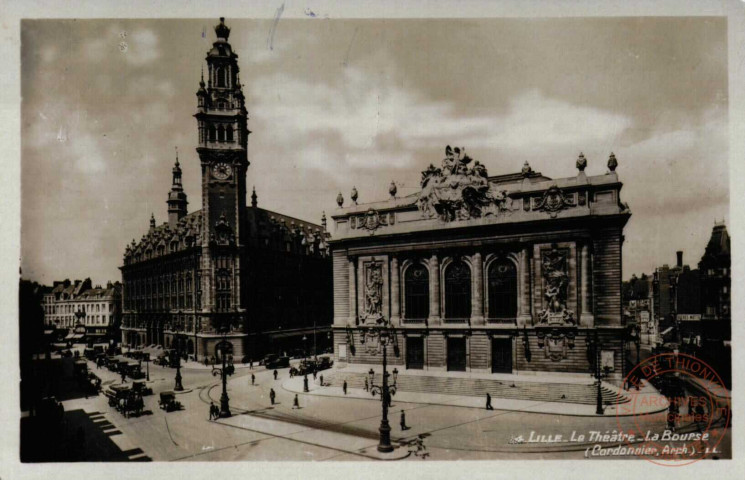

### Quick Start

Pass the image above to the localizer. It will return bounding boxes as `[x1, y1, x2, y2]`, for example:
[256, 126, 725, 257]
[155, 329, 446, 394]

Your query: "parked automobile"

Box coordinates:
[317, 355, 333, 370]
[158, 391, 182, 412]
[264, 354, 290, 369]
[131, 380, 153, 396]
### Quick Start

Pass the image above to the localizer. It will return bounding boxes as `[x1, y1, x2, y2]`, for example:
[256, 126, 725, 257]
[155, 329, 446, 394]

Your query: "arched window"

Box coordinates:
[216, 67, 226, 87]
[487, 259, 517, 318]
[217, 125, 225, 142]
[226, 125, 234, 142]
[404, 263, 429, 320]
[208, 125, 216, 142]
[445, 260, 471, 319]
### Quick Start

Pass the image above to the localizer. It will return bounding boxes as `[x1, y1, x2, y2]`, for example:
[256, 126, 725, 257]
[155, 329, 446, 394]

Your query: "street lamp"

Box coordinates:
[212, 326, 234, 418]
[144, 353, 150, 382]
[588, 329, 611, 415]
[174, 333, 184, 391]
[302, 334, 309, 392]
[363, 319, 399, 453]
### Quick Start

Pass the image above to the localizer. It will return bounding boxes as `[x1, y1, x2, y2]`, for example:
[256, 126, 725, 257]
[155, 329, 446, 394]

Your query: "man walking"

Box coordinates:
[319, 374, 324, 386]
[486, 392, 493, 410]
[209, 402, 216, 420]
[400, 410, 409, 430]
[273, 369, 278, 381]
[292, 394, 300, 409]
[313, 370, 317, 381]
[269, 388, 276, 405]
[251, 373, 255, 386]
[364, 377, 369, 392]
[343, 380, 347, 395]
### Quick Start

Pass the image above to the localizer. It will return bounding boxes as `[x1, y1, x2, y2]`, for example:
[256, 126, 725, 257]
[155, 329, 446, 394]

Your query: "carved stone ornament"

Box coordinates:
[417, 146, 514, 222]
[534, 185, 576, 218]
[213, 212, 235, 246]
[535, 327, 577, 362]
[362, 262, 384, 323]
[351, 208, 389, 233]
[538, 245, 575, 326]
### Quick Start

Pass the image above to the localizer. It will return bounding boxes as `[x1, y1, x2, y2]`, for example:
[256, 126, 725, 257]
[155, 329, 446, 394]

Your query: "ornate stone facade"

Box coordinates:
[330, 149, 630, 379]
[120, 19, 333, 361]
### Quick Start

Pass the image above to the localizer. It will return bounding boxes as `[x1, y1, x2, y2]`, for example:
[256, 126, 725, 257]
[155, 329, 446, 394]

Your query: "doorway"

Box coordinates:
[447, 337, 467, 371]
[491, 337, 512, 373]
[406, 337, 424, 369]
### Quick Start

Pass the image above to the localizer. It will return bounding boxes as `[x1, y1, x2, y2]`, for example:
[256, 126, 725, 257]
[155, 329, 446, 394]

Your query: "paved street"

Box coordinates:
[58, 358, 730, 461]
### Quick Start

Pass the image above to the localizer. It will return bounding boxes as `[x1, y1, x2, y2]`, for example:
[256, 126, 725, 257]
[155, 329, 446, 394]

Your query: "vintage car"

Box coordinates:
[104, 385, 143, 417]
[297, 360, 317, 376]
[317, 355, 333, 371]
[264, 354, 290, 369]
[131, 380, 153, 396]
[158, 391, 182, 412]
[106, 357, 120, 371]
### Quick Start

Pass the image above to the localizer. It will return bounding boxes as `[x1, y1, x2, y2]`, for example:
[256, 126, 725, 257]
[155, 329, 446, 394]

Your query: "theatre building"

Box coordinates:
[330, 148, 630, 380]
[119, 19, 332, 362]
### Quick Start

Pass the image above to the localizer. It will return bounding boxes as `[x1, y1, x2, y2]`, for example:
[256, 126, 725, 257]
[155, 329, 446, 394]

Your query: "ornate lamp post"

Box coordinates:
[212, 325, 234, 418]
[363, 319, 399, 453]
[302, 333, 309, 392]
[144, 353, 150, 382]
[588, 329, 611, 415]
[173, 330, 184, 391]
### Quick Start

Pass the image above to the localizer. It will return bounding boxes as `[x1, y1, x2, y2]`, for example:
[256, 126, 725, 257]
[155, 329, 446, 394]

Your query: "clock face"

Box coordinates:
[212, 163, 233, 180]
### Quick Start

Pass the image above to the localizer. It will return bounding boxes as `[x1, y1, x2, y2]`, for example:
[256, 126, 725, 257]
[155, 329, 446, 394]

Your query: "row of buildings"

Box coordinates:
[623, 222, 731, 348]
[41, 278, 122, 344]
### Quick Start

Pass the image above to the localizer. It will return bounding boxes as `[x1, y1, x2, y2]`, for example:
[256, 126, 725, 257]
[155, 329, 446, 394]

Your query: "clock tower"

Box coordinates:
[194, 17, 249, 334]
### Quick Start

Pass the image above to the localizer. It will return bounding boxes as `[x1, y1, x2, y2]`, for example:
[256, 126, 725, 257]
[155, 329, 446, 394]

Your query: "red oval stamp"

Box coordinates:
[614, 352, 730, 466]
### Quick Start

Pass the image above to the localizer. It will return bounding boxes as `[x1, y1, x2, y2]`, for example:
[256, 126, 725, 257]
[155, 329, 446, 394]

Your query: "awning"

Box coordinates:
[660, 327, 674, 336]
[64, 332, 75, 340]
[71, 333, 85, 339]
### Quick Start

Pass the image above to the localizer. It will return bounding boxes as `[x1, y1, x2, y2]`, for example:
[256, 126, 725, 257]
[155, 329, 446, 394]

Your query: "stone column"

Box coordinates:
[348, 257, 357, 324]
[429, 253, 441, 324]
[471, 252, 484, 324]
[580, 244, 594, 326]
[517, 246, 532, 326]
[390, 256, 401, 325]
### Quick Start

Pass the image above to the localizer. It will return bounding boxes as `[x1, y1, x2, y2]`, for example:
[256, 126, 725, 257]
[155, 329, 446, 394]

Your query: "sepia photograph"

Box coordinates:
[6, 1, 744, 478]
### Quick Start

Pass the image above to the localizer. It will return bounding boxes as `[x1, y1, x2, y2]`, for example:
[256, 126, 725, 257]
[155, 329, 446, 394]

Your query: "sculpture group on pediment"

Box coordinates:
[538, 245, 575, 326]
[418, 146, 514, 221]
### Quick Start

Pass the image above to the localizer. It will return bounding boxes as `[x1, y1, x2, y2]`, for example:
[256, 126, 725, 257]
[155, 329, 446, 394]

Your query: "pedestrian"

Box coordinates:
[274, 369, 278, 380]
[209, 402, 216, 420]
[251, 373, 255, 385]
[313, 370, 317, 381]
[269, 388, 276, 405]
[319, 375, 324, 386]
[486, 392, 493, 410]
[343, 380, 347, 395]
[400, 410, 409, 430]
[289, 369, 294, 379]
[250, 359, 253, 369]
[120, 370, 127, 384]
[364, 377, 369, 392]
[292, 394, 299, 409]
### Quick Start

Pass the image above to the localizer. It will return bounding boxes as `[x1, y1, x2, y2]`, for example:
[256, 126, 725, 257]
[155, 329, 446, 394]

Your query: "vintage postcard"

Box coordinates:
[4, 1, 744, 479]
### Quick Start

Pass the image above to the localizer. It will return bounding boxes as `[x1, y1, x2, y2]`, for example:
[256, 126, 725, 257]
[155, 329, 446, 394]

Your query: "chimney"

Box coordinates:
[676, 251, 683, 268]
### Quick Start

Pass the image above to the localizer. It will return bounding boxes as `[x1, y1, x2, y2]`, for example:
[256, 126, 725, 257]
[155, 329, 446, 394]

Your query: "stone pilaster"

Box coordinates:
[517, 246, 532, 326]
[429, 253, 441, 324]
[390, 256, 401, 325]
[348, 257, 357, 324]
[471, 252, 484, 324]
[580, 243, 594, 326]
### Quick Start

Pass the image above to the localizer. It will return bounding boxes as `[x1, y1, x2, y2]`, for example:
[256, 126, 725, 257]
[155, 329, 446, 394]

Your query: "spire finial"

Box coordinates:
[336, 192, 344, 207]
[251, 186, 258, 208]
[321, 211, 327, 230]
[389, 180, 397, 198]
[150, 213, 156, 229]
[351, 186, 359, 205]
[175, 146, 179, 167]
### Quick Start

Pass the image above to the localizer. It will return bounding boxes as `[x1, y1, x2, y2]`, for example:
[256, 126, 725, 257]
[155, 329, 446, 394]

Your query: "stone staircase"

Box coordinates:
[327, 371, 629, 406]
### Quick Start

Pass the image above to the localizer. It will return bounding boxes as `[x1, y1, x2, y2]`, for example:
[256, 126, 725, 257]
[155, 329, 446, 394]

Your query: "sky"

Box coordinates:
[20, 17, 728, 285]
